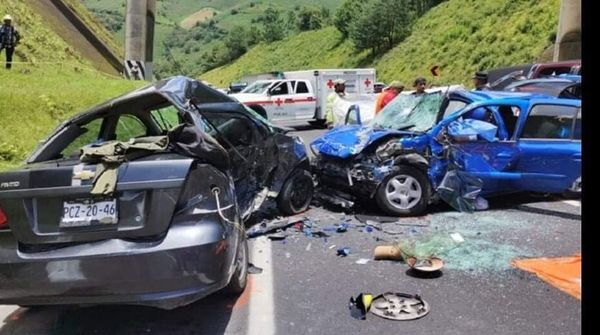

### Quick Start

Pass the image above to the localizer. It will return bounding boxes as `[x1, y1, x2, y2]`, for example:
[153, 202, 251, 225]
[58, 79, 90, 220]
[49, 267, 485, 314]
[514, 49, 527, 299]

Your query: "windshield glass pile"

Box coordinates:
[371, 92, 444, 131]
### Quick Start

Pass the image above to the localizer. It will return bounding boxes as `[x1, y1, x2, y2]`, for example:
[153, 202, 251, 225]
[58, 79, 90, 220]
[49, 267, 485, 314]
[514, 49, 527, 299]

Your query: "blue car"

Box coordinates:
[311, 88, 581, 216]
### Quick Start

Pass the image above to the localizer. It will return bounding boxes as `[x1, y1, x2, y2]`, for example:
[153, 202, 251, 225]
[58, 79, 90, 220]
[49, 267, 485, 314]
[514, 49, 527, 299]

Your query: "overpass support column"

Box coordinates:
[125, 0, 155, 80]
[554, 0, 581, 61]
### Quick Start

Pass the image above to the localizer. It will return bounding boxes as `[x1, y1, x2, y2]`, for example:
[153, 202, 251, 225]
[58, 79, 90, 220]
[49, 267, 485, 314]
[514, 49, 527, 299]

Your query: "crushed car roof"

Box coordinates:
[71, 76, 236, 123]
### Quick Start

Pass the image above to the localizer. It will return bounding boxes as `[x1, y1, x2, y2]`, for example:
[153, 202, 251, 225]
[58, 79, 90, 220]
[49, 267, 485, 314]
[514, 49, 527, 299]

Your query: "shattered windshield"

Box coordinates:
[372, 92, 444, 132]
[241, 81, 273, 94]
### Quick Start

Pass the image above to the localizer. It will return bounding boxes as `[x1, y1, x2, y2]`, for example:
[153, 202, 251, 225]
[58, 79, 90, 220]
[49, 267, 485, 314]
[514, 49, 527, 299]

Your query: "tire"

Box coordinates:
[375, 165, 430, 216]
[249, 105, 268, 120]
[224, 235, 248, 295]
[277, 169, 314, 215]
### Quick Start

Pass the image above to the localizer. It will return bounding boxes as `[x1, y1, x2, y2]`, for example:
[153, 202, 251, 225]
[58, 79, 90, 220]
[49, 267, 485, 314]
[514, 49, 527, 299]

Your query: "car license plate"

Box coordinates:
[60, 198, 118, 227]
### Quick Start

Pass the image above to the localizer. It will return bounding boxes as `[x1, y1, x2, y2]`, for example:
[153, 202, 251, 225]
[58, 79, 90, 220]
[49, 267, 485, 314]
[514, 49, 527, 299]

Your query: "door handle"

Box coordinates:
[284, 98, 294, 103]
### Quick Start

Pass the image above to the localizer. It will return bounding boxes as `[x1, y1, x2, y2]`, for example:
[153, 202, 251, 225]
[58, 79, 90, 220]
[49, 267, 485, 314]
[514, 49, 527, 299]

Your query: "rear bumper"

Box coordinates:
[0, 221, 239, 309]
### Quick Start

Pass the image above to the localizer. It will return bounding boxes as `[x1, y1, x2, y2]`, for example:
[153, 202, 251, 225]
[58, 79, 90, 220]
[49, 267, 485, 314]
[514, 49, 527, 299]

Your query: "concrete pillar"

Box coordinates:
[125, 0, 155, 80]
[554, 0, 581, 61]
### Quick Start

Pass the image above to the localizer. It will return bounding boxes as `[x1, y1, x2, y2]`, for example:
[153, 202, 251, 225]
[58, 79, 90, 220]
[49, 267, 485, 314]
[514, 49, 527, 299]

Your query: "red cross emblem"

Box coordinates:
[364, 78, 372, 87]
[326, 79, 335, 89]
[275, 98, 283, 106]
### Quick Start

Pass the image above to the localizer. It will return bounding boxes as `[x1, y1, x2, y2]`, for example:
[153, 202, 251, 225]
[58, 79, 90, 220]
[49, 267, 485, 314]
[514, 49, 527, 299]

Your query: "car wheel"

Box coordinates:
[225, 236, 248, 295]
[277, 169, 314, 215]
[375, 166, 430, 216]
[249, 105, 268, 120]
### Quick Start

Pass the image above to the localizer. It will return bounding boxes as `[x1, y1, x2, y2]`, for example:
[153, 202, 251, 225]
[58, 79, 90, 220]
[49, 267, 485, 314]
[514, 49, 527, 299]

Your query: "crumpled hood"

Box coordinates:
[311, 125, 410, 159]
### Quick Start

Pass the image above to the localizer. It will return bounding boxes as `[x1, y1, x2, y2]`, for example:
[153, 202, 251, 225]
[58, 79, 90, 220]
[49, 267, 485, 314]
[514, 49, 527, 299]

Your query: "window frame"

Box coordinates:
[518, 103, 579, 141]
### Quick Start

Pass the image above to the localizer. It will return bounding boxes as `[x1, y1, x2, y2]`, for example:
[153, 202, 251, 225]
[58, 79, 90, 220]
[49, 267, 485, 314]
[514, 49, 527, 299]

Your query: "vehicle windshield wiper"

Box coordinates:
[397, 124, 415, 131]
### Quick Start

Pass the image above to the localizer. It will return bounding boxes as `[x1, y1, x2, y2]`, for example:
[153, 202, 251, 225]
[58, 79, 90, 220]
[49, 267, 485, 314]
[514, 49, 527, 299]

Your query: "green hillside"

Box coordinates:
[375, 0, 560, 85]
[0, 0, 87, 65]
[82, 0, 344, 77]
[201, 27, 368, 86]
[202, 0, 559, 87]
[0, 0, 142, 170]
[0, 68, 142, 170]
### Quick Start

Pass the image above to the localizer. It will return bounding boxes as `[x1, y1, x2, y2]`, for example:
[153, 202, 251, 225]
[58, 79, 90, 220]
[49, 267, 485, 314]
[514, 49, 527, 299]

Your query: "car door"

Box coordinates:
[268, 81, 293, 121]
[446, 101, 526, 194]
[200, 112, 261, 214]
[292, 80, 316, 120]
[513, 101, 581, 193]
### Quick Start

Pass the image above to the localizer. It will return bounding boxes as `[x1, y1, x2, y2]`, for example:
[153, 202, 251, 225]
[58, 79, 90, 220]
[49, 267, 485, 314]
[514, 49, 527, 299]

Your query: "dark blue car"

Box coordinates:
[311, 87, 581, 216]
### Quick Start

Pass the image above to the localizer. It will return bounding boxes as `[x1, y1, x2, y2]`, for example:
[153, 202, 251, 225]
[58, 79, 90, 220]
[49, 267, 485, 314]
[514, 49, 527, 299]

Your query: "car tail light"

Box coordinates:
[0, 207, 8, 229]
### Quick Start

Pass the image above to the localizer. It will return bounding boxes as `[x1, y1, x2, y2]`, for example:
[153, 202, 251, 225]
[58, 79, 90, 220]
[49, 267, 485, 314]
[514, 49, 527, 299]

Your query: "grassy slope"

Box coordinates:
[201, 27, 367, 87]
[81, 0, 342, 59]
[0, 0, 87, 64]
[0, 1, 142, 170]
[0, 68, 141, 169]
[376, 0, 560, 85]
[202, 0, 559, 87]
[62, 0, 124, 56]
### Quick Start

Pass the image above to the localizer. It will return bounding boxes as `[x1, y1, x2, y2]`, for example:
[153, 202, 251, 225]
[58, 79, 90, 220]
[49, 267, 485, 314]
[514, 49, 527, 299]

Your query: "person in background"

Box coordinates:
[412, 77, 427, 96]
[0, 15, 21, 69]
[375, 81, 405, 115]
[325, 79, 346, 128]
[473, 71, 490, 90]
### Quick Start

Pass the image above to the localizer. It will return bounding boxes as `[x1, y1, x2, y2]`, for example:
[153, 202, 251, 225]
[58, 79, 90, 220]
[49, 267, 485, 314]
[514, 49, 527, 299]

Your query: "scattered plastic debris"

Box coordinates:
[246, 218, 294, 238]
[337, 247, 351, 257]
[305, 242, 312, 251]
[356, 258, 370, 265]
[311, 231, 331, 238]
[337, 223, 349, 233]
[348, 293, 373, 320]
[450, 233, 465, 243]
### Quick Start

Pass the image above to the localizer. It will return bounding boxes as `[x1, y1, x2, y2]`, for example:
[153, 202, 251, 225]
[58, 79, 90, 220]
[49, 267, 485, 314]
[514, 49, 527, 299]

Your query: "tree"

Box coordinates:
[260, 7, 285, 43]
[296, 7, 323, 31]
[334, 0, 365, 38]
[349, 0, 415, 54]
[224, 26, 249, 61]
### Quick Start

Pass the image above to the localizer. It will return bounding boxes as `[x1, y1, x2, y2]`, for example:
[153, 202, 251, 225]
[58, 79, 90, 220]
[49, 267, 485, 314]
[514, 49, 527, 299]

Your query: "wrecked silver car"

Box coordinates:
[0, 76, 312, 309]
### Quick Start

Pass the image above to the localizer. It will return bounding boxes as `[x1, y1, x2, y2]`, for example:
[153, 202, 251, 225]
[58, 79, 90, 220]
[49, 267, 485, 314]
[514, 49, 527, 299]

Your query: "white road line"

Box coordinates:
[562, 200, 581, 207]
[0, 305, 19, 327]
[247, 236, 275, 335]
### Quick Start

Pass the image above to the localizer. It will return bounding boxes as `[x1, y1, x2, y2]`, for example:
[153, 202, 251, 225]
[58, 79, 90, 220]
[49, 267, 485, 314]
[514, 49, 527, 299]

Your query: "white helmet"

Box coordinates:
[3, 15, 12, 22]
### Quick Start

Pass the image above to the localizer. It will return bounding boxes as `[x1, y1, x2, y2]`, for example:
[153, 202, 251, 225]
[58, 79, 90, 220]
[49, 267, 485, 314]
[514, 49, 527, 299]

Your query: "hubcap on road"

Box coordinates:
[385, 175, 422, 210]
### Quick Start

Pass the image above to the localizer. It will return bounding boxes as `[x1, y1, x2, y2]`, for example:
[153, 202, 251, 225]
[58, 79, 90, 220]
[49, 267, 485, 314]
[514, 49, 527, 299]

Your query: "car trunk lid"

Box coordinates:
[0, 154, 192, 245]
